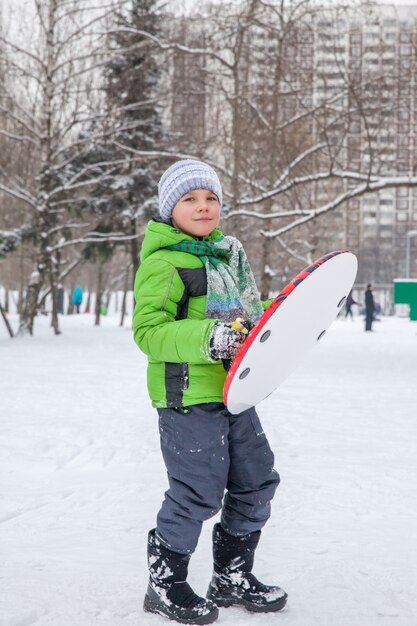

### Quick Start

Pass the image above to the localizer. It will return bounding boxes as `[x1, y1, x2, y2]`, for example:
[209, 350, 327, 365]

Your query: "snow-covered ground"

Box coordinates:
[1, 313, 417, 626]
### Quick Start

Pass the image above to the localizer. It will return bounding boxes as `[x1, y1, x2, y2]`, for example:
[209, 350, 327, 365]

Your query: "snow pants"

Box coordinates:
[156, 402, 280, 554]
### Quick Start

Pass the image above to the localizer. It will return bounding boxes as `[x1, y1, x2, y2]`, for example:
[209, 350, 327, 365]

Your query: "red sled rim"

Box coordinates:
[223, 250, 351, 408]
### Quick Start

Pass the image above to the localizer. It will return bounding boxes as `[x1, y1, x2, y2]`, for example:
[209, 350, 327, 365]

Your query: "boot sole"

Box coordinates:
[144, 594, 219, 624]
[207, 591, 287, 613]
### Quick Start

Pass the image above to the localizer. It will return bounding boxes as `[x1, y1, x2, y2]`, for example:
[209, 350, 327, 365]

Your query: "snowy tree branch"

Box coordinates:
[51, 231, 138, 251]
[106, 27, 234, 70]
[0, 183, 38, 210]
[261, 176, 417, 238]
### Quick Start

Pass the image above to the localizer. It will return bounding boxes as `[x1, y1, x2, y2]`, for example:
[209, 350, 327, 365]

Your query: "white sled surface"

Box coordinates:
[225, 251, 358, 414]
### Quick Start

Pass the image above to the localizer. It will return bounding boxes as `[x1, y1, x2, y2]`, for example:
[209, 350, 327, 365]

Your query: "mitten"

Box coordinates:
[209, 320, 248, 361]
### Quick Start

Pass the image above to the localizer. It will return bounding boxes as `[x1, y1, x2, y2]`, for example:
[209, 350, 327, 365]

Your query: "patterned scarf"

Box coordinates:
[167, 236, 264, 324]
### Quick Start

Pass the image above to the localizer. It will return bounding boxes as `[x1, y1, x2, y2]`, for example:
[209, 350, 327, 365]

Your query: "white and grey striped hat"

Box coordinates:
[158, 159, 222, 223]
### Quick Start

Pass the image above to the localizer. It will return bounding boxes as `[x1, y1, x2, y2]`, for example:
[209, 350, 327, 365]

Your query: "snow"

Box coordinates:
[1, 313, 417, 626]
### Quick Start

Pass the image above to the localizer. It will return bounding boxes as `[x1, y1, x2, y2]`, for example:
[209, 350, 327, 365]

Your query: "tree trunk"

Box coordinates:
[228, 0, 258, 243]
[67, 287, 74, 315]
[18, 243, 24, 316]
[50, 282, 60, 334]
[105, 289, 111, 310]
[84, 290, 91, 314]
[4, 288, 9, 314]
[49, 245, 61, 334]
[48, 257, 61, 333]
[119, 264, 130, 327]
[95, 261, 104, 326]
[260, 231, 273, 300]
[260, 24, 284, 300]
[18, 277, 42, 336]
[0, 302, 14, 338]
[130, 218, 139, 286]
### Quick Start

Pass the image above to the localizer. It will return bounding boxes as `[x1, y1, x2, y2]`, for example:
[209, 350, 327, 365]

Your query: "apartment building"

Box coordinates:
[314, 3, 417, 283]
[167, 2, 417, 284]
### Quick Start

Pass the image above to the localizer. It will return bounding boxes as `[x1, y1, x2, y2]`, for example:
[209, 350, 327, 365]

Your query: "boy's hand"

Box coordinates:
[209, 320, 248, 361]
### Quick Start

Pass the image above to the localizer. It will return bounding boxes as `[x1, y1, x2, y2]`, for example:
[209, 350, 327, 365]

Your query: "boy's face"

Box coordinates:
[171, 188, 220, 238]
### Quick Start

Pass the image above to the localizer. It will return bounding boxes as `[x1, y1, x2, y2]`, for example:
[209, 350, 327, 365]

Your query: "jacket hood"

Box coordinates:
[140, 219, 223, 262]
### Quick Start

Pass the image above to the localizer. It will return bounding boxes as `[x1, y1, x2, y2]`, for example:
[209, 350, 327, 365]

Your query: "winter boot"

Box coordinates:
[143, 529, 219, 625]
[206, 523, 287, 613]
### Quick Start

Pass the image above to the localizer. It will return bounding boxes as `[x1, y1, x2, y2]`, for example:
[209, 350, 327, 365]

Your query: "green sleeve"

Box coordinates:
[133, 258, 216, 364]
[262, 298, 274, 310]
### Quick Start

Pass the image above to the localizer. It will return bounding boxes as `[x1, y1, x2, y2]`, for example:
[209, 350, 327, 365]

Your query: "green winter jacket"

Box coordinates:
[133, 219, 271, 408]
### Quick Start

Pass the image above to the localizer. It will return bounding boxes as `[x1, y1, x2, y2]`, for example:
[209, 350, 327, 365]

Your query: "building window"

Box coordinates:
[397, 149, 409, 160]
[397, 199, 408, 209]
[396, 212, 408, 221]
[400, 44, 411, 55]
[380, 227, 392, 236]
[399, 32, 412, 43]
[397, 162, 409, 172]
[363, 197, 377, 206]
[398, 123, 410, 133]
[397, 188, 409, 197]
[398, 136, 410, 145]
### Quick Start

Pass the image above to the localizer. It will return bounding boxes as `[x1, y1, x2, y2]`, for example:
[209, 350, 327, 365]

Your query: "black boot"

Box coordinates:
[143, 529, 218, 625]
[206, 523, 287, 613]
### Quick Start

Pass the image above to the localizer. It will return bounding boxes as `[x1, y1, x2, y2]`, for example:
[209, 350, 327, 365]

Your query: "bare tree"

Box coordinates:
[0, 0, 134, 335]
[115, 0, 417, 292]
[3, 0, 417, 323]
[197, 0, 417, 289]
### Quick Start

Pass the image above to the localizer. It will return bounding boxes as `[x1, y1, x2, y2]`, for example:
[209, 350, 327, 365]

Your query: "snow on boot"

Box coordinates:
[206, 523, 287, 613]
[143, 529, 219, 625]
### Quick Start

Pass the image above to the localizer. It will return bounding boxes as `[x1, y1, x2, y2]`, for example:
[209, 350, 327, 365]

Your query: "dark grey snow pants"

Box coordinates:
[156, 402, 280, 554]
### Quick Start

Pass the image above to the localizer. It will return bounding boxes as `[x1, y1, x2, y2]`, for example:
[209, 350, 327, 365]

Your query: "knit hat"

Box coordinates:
[158, 159, 222, 223]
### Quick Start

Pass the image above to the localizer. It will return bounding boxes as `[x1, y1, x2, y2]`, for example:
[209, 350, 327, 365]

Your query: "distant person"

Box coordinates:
[72, 287, 83, 314]
[57, 284, 64, 315]
[365, 284, 375, 331]
[345, 290, 359, 319]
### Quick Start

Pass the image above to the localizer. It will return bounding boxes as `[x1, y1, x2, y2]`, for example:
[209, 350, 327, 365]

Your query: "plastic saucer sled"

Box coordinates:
[224, 250, 358, 415]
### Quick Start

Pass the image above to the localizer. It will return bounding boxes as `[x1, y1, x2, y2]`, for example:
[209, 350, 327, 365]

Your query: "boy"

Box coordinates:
[133, 159, 287, 625]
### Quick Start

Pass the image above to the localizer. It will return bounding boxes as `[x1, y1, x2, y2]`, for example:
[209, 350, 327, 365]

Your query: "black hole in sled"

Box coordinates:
[239, 368, 251, 380]
[337, 296, 346, 308]
[317, 330, 326, 341]
[260, 330, 271, 343]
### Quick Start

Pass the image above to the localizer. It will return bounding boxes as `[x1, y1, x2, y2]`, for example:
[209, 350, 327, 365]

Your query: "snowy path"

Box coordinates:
[1, 314, 417, 626]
